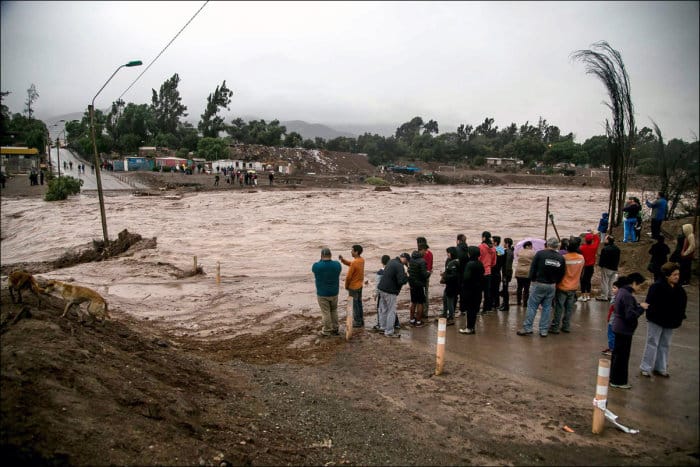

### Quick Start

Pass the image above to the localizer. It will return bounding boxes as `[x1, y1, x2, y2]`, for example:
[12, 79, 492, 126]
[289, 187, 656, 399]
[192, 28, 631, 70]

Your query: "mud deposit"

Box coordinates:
[1, 185, 698, 466]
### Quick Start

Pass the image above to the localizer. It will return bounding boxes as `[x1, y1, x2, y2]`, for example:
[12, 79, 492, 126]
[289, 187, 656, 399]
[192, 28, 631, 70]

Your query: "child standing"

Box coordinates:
[601, 282, 619, 356]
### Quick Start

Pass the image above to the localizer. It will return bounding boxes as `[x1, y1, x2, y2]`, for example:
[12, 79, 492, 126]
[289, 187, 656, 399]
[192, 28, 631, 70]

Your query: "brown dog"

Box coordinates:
[44, 280, 110, 321]
[8, 270, 44, 304]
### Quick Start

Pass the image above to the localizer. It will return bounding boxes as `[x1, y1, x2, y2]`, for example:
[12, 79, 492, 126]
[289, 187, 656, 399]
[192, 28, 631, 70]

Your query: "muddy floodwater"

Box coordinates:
[1, 185, 607, 339]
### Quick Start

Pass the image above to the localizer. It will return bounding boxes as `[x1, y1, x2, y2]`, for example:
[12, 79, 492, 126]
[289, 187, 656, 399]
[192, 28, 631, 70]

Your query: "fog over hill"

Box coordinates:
[44, 110, 396, 141]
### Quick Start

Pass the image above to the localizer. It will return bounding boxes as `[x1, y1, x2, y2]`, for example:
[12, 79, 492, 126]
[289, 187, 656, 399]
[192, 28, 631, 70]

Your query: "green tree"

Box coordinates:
[0, 91, 11, 145]
[151, 73, 188, 135]
[283, 131, 303, 148]
[395, 116, 424, 144]
[198, 80, 233, 138]
[196, 137, 228, 160]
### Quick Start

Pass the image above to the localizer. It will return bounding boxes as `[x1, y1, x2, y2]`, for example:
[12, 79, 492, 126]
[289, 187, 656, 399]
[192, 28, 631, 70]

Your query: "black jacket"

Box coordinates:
[598, 243, 621, 270]
[408, 254, 429, 288]
[378, 258, 408, 295]
[645, 280, 687, 329]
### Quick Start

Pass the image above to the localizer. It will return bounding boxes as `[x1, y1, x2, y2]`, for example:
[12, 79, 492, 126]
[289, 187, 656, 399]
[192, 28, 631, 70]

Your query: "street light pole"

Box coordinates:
[89, 60, 142, 245]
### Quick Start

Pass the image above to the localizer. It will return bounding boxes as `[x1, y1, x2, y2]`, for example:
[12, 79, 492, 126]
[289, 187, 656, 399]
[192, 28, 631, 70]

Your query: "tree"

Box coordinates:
[572, 41, 635, 227]
[423, 119, 439, 135]
[196, 137, 229, 160]
[198, 80, 233, 138]
[283, 131, 303, 148]
[395, 116, 424, 144]
[24, 84, 39, 119]
[151, 74, 188, 135]
[0, 91, 11, 145]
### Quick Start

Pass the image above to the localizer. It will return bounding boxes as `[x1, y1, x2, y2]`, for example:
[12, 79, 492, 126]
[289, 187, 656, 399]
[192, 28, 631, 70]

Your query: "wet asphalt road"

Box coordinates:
[48, 148, 148, 191]
[400, 286, 698, 444]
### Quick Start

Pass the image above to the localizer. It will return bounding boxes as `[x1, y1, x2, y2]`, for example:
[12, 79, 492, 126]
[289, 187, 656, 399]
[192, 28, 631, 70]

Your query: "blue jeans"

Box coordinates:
[607, 322, 615, 350]
[623, 217, 637, 242]
[551, 289, 576, 332]
[522, 282, 556, 335]
[443, 292, 456, 320]
[640, 321, 673, 374]
[348, 288, 364, 327]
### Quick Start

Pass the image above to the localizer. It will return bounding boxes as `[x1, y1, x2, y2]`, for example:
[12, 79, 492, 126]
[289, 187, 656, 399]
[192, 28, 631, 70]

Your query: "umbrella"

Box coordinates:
[514, 237, 546, 263]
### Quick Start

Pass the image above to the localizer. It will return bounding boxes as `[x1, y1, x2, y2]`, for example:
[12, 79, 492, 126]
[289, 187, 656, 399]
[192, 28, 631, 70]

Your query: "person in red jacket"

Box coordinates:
[478, 231, 497, 313]
[578, 230, 600, 302]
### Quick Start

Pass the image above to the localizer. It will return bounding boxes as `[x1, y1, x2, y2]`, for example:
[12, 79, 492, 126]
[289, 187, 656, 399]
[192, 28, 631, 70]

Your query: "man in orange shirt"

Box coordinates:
[550, 238, 585, 334]
[340, 244, 366, 328]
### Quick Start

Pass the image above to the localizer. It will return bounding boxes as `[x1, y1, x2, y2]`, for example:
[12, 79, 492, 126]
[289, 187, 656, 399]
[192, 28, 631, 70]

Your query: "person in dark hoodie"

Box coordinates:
[609, 272, 648, 389]
[408, 250, 429, 327]
[458, 246, 485, 335]
[455, 234, 469, 316]
[439, 246, 460, 326]
[377, 253, 410, 338]
[597, 212, 609, 243]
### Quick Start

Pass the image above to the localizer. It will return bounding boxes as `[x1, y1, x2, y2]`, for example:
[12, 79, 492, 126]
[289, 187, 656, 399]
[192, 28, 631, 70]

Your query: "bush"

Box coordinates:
[45, 176, 83, 201]
[365, 176, 389, 186]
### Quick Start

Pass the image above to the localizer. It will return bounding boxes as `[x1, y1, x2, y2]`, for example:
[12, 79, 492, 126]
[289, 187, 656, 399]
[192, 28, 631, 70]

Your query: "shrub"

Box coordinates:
[45, 176, 83, 201]
[365, 176, 389, 186]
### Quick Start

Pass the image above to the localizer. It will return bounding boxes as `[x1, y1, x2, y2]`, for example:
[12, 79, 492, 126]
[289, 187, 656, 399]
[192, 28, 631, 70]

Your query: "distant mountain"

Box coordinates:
[280, 120, 355, 140]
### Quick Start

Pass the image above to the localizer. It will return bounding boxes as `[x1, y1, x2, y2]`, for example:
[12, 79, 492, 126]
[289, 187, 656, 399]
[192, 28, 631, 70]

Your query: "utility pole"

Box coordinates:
[89, 104, 109, 244]
[56, 137, 61, 177]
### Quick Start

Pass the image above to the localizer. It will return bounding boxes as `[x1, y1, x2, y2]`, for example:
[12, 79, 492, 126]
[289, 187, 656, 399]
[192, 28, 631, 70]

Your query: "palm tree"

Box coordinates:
[571, 41, 635, 226]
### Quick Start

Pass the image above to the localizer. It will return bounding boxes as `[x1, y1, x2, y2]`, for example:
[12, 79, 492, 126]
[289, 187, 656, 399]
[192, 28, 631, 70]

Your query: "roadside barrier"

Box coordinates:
[435, 317, 446, 375]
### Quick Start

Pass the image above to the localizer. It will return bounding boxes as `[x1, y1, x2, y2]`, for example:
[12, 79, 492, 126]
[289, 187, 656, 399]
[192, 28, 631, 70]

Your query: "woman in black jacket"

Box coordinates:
[609, 272, 648, 389]
[639, 262, 687, 378]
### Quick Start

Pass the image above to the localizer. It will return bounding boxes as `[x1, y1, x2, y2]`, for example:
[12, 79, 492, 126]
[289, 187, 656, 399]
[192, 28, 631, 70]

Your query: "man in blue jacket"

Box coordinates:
[646, 192, 668, 240]
[312, 247, 342, 337]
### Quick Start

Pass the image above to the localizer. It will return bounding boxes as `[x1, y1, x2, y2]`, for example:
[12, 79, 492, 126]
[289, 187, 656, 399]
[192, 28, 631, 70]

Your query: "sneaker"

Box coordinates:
[539, 333, 548, 338]
[595, 296, 608, 301]
[561, 328, 570, 333]
[498, 305, 509, 311]
[459, 328, 475, 334]
[409, 318, 416, 325]
[601, 348, 612, 356]
[516, 329, 533, 336]
[394, 324, 401, 329]
[372, 324, 381, 331]
[610, 383, 632, 389]
[384, 333, 401, 338]
[319, 331, 332, 338]
[652, 370, 670, 378]
[640, 370, 651, 377]
[548, 328, 560, 334]
[577, 296, 586, 302]
[446, 319, 455, 326]
[413, 321, 425, 328]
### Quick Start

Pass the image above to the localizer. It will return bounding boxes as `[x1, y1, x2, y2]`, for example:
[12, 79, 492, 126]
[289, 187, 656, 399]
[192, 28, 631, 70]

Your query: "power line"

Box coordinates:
[118, 0, 209, 101]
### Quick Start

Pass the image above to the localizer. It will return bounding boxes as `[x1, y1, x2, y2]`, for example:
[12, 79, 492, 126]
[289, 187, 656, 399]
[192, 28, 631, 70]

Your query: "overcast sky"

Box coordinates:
[1, 1, 698, 142]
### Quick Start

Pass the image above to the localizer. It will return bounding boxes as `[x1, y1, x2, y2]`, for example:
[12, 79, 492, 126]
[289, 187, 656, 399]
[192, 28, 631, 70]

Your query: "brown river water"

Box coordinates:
[1, 185, 608, 340]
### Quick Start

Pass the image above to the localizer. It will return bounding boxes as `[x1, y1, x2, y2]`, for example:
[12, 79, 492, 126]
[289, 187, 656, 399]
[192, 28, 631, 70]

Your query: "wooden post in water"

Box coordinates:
[216, 262, 221, 284]
[435, 317, 447, 375]
[193, 256, 197, 273]
[544, 197, 550, 240]
[592, 358, 610, 434]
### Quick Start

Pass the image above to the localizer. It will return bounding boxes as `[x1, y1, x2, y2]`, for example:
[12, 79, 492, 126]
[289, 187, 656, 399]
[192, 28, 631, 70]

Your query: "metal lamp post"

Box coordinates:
[89, 60, 142, 245]
[52, 120, 65, 177]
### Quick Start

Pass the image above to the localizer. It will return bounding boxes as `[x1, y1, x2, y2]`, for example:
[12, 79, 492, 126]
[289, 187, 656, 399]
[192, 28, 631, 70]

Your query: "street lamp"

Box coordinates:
[89, 60, 142, 245]
[52, 120, 65, 177]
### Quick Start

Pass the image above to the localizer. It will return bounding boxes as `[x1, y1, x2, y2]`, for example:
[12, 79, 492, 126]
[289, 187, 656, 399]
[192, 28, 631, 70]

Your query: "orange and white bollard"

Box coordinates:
[435, 317, 447, 375]
[592, 358, 610, 434]
[216, 262, 220, 285]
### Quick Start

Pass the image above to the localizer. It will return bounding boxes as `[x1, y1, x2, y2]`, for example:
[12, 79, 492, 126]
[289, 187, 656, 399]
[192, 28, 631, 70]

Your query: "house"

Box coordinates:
[1, 146, 40, 173]
[485, 157, 521, 166]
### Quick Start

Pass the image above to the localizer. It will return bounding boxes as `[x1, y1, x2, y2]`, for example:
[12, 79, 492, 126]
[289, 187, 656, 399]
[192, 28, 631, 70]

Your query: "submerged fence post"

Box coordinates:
[193, 256, 197, 273]
[216, 262, 220, 284]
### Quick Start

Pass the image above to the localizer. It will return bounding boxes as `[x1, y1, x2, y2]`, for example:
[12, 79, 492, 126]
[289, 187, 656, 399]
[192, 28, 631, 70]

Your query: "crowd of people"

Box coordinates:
[311, 200, 694, 390]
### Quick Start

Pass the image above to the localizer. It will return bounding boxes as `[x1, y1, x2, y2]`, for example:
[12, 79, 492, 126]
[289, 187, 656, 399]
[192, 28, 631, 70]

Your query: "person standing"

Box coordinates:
[439, 246, 460, 326]
[408, 250, 429, 327]
[645, 192, 668, 240]
[672, 224, 696, 286]
[455, 234, 469, 316]
[609, 272, 648, 389]
[417, 237, 433, 318]
[498, 238, 514, 311]
[312, 248, 342, 337]
[578, 231, 600, 302]
[639, 262, 687, 378]
[458, 246, 485, 335]
[596, 235, 621, 301]
[514, 241, 535, 307]
[478, 231, 496, 313]
[373, 254, 391, 331]
[597, 212, 609, 243]
[491, 235, 504, 311]
[622, 197, 641, 243]
[339, 244, 365, 328]
[550, 239, 585, 334]
[517, 237, 565, 337]
[377, 253, 410, 338]
[647, 235, 670, 282]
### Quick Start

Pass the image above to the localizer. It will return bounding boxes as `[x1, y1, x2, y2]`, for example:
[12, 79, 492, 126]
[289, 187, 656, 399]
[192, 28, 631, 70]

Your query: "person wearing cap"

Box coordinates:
[517, 237, 565, 337]
[312, 247, 342, 337]
[416, 237, 433, 317]
[376, 253, 410, 338]
[339, 244, 365, 328]
[579, 230, 601, 302]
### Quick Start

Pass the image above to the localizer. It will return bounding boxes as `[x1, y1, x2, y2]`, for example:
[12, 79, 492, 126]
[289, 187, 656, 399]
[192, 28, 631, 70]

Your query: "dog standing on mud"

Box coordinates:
[44, 280, 110, 321]
[7, 270, 44, 304]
